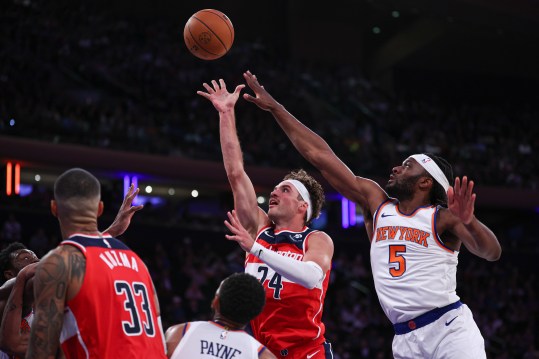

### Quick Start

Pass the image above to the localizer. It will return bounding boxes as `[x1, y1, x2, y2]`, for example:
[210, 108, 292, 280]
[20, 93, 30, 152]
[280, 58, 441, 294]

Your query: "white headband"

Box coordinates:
[410, 154, 450, 192]
[282, 179, 313, 222]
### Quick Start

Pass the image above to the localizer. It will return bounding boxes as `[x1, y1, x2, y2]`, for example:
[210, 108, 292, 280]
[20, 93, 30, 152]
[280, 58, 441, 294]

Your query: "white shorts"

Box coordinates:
[392, 304, 486, 359]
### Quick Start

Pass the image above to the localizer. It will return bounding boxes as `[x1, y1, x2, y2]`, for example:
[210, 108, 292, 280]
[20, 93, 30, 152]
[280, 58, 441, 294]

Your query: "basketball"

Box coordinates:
[184, 9, 234, 60]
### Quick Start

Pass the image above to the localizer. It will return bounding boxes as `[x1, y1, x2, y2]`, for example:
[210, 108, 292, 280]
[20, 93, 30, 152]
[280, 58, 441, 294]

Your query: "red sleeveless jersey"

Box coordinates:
[59, 234, 166, 358]
[245, 226, 330, 358]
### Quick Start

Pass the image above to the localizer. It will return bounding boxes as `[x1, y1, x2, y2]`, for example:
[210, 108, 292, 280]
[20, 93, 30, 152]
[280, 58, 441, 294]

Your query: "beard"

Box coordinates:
[385, 174, 422, 201]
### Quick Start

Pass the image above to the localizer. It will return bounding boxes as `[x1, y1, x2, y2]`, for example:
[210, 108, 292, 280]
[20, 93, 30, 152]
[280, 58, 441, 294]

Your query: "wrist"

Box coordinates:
[219, 107, 235, 115]
[268, 102, 284, 114]
[463, 215, 476, 226]
[249, 242, 264, 257]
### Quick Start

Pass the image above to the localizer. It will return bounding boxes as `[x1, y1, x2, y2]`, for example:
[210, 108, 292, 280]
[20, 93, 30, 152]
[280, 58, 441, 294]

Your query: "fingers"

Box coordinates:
[470, 193, 476, 208]
[226, 211, 237, 224]
[196, 90, 211, 100]
[243, 71, 261, 87]
[224, 219, 235, 232]
[125, 183, 135, 196]
[454, 176, 475, 199]
[225, 211, 242, 232]
[199, 79, 224, 94]
[202, 82, 214, 93]
[227, 210, 241, 227]
[453, 177, 461, 197]
[233, 84, 246, 95]
[129, 204, 144, 213]
[243, 93, 255, 102]
[467, 178, 475, 195]
[447, 186, 454, 204]
[127, 186, 140, 200]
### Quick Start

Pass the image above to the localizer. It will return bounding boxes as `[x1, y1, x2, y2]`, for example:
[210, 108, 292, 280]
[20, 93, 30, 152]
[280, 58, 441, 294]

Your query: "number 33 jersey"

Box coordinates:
[371, 200, 460, 324]
[59, 234, 166, 358]
[245, 226, 330, 354]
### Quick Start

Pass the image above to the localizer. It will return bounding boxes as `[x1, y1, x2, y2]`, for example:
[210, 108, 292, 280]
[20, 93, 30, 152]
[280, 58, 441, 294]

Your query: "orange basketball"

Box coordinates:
[184, 9, 234, 60]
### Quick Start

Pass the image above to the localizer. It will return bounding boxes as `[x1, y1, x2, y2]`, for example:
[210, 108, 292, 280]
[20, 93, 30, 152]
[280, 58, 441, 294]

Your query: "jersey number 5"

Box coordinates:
[115, 280, 155, 336]
[389, 245, 406, 277]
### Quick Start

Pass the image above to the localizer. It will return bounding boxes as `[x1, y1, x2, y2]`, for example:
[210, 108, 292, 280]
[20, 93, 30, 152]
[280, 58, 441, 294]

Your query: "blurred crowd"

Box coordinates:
[1, 0, 539, 189]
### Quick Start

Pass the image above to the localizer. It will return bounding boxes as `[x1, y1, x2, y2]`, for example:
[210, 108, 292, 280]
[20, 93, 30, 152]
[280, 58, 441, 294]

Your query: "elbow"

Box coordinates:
[305, 148, 329, 168]
[226, 168, 245, 184]
[487, 246, 502, 262]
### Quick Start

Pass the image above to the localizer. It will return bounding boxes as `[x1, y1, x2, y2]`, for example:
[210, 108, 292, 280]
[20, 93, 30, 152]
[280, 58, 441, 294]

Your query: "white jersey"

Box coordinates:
[370, 199, 460, 324]
[170, 321, 267, 359]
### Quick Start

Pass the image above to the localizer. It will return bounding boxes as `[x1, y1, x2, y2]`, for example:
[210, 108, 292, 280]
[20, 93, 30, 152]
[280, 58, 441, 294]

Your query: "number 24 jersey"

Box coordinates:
[245, 226, 330, 354]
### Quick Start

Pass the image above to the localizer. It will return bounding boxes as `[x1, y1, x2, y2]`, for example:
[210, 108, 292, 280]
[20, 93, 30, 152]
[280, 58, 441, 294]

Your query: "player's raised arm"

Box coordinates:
[242, 71, 387, 214]
[103, 183, 144, 238]
[197, 79, 268, 236]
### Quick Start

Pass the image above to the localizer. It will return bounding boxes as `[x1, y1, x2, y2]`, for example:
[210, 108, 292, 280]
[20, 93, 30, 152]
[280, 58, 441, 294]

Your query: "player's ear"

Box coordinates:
[298, 200, 308, 214]
[50, 200, 58, 217]
[97, 201, 104, 217]
[418, 176, 433, 191]
[211, 295, 220, 312]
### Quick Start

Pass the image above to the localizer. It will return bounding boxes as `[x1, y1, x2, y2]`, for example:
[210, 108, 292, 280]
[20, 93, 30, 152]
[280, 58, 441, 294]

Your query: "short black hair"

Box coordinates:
[0, 242, 27, 282]
[218, 273, 266, 324]
[54, 168, 101, 201]
[424, 153, 453, 207]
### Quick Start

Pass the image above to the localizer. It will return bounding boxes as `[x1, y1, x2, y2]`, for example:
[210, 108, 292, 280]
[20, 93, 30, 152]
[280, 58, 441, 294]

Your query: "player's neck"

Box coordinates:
[397, 197, 431, 214]
[60, 223, 101, 239]
[58, 216, 101, 239]
[274, 217, 305, 232]
[213, 315, 244, 331]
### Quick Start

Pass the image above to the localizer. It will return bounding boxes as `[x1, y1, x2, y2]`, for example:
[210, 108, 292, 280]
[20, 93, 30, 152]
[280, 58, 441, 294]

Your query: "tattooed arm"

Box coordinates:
[26, 245, 85, 359]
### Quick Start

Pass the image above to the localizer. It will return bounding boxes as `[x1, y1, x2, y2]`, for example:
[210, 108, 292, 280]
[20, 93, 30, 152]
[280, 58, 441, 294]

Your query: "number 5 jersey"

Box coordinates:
[245, 226, 330, 356]
[371, 199, 460, 324]
[59, 234, 166, 358]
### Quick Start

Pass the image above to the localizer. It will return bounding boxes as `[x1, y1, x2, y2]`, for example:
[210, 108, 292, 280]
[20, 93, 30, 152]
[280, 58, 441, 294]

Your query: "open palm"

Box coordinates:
[447, 176, 476, 225]
[197, 79, 245, 113]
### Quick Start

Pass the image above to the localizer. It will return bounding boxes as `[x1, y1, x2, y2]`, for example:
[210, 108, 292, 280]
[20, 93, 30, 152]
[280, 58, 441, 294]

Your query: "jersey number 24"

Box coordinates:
[258, 266, 283, 299]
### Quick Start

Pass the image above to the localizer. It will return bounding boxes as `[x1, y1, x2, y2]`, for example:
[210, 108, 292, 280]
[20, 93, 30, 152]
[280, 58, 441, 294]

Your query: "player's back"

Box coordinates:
[170, 321, 267, 359]
[60, 234, 166, 358]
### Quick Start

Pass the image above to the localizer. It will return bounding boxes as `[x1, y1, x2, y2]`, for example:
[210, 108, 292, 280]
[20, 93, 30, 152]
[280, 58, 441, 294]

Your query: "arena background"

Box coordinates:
[1, 0, 538, 357]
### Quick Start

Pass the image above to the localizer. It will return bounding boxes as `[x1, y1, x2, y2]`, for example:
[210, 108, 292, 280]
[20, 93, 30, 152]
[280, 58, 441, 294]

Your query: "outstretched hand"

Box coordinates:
[197, 78, 245, 113]
[105, 184, 144, 238]
[242, 71, 279, 111]
[224, 210, 256, 252]
[447, 176, 476, 225]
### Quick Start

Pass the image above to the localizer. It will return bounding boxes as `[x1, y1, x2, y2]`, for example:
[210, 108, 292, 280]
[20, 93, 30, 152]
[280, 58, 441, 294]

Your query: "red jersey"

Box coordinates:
[245, 226, 330, 358]
[59, 234, 166, 358]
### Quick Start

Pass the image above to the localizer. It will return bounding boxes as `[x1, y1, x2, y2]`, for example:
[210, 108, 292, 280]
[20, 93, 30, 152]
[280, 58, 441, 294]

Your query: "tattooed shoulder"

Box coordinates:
[34, 245, 86, 300]
[64, 245, 86, 285]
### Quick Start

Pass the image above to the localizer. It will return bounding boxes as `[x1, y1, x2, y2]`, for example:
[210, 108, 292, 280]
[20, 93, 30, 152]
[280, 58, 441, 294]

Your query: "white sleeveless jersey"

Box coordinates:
[370, 199, 460, 324]
[170, 321, 267, 359]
